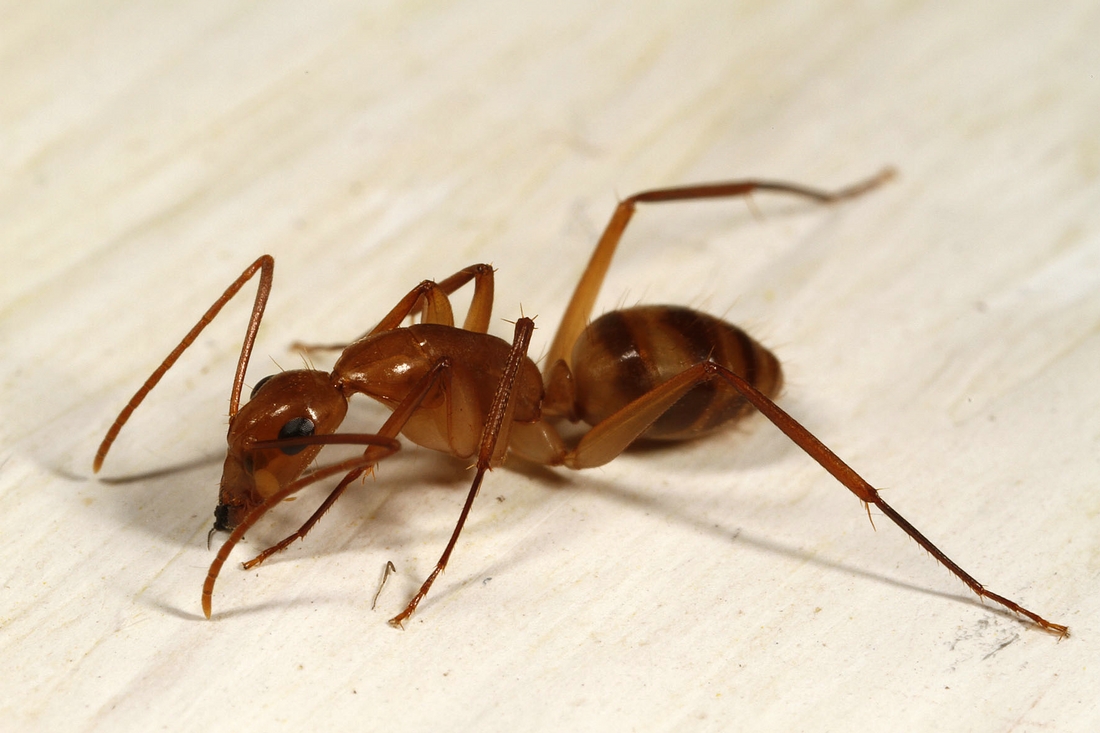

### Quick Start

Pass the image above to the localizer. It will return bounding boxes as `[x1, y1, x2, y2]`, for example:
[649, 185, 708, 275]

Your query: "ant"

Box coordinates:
[93, 168, 1068, 636]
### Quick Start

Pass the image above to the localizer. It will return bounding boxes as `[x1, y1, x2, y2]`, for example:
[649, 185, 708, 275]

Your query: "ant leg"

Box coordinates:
[545, 169, 895, 371]
[239, 359, 460, 568]
[240, 435, 397, 569]
[433, 263, 495, 333]
[291, 264, 496, 353]
[241, 470, 358, 570]
[557, 363, 722, 469]
[703, 362, 1068, 638]
[368, 263, 495, 333]
[291, 282, 455, 354]
[95, 255, 274, 472]
[388, 317, 535, 627]
[556, 360, 1067, 636]
[202, 440, 400, 618]
[234, 438, 396, 569]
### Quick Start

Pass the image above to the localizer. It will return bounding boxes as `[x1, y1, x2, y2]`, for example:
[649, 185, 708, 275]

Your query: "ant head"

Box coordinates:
[213, 369, 349, 531]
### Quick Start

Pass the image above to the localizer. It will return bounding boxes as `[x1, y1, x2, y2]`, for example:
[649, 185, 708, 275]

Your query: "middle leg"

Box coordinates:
[388, 316, 536, 627]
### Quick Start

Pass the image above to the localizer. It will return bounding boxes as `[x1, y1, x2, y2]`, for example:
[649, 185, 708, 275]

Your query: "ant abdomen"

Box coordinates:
[571, 305, 782, 441]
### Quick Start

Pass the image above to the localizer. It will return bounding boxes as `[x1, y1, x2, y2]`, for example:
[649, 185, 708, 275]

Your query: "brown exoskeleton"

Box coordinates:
[93, 169, 1068, 636]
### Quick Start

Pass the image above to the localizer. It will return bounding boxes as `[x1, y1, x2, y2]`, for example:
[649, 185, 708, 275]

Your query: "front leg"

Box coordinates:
[202, 439, 400, 619]
[236, 357, 460, 570]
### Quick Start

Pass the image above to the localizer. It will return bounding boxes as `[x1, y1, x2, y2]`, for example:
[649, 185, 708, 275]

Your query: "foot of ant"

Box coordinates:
[970, 585, 1068, 638]
[388, 590, 429, 628]
[241, 546, 284, 570]
[241, 555, 265, 571]
[388, 606, 414, 628]
[1031, 617, 1069, 639]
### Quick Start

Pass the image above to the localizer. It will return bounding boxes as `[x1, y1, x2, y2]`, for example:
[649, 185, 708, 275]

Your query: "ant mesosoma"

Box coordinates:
[93, 168, 1067, 636]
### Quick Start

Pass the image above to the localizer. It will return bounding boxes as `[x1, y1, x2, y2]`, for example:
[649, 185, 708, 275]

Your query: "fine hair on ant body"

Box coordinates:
[93, 168, 1067, 636]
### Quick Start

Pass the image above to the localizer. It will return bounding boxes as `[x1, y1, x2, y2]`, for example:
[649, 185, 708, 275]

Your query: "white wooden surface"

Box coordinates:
[3, 1, 1099, 731]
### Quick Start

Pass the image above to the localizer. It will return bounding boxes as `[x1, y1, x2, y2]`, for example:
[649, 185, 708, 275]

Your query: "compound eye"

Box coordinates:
[277, 417, 315, 455]
[250, 375, 275, 399]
